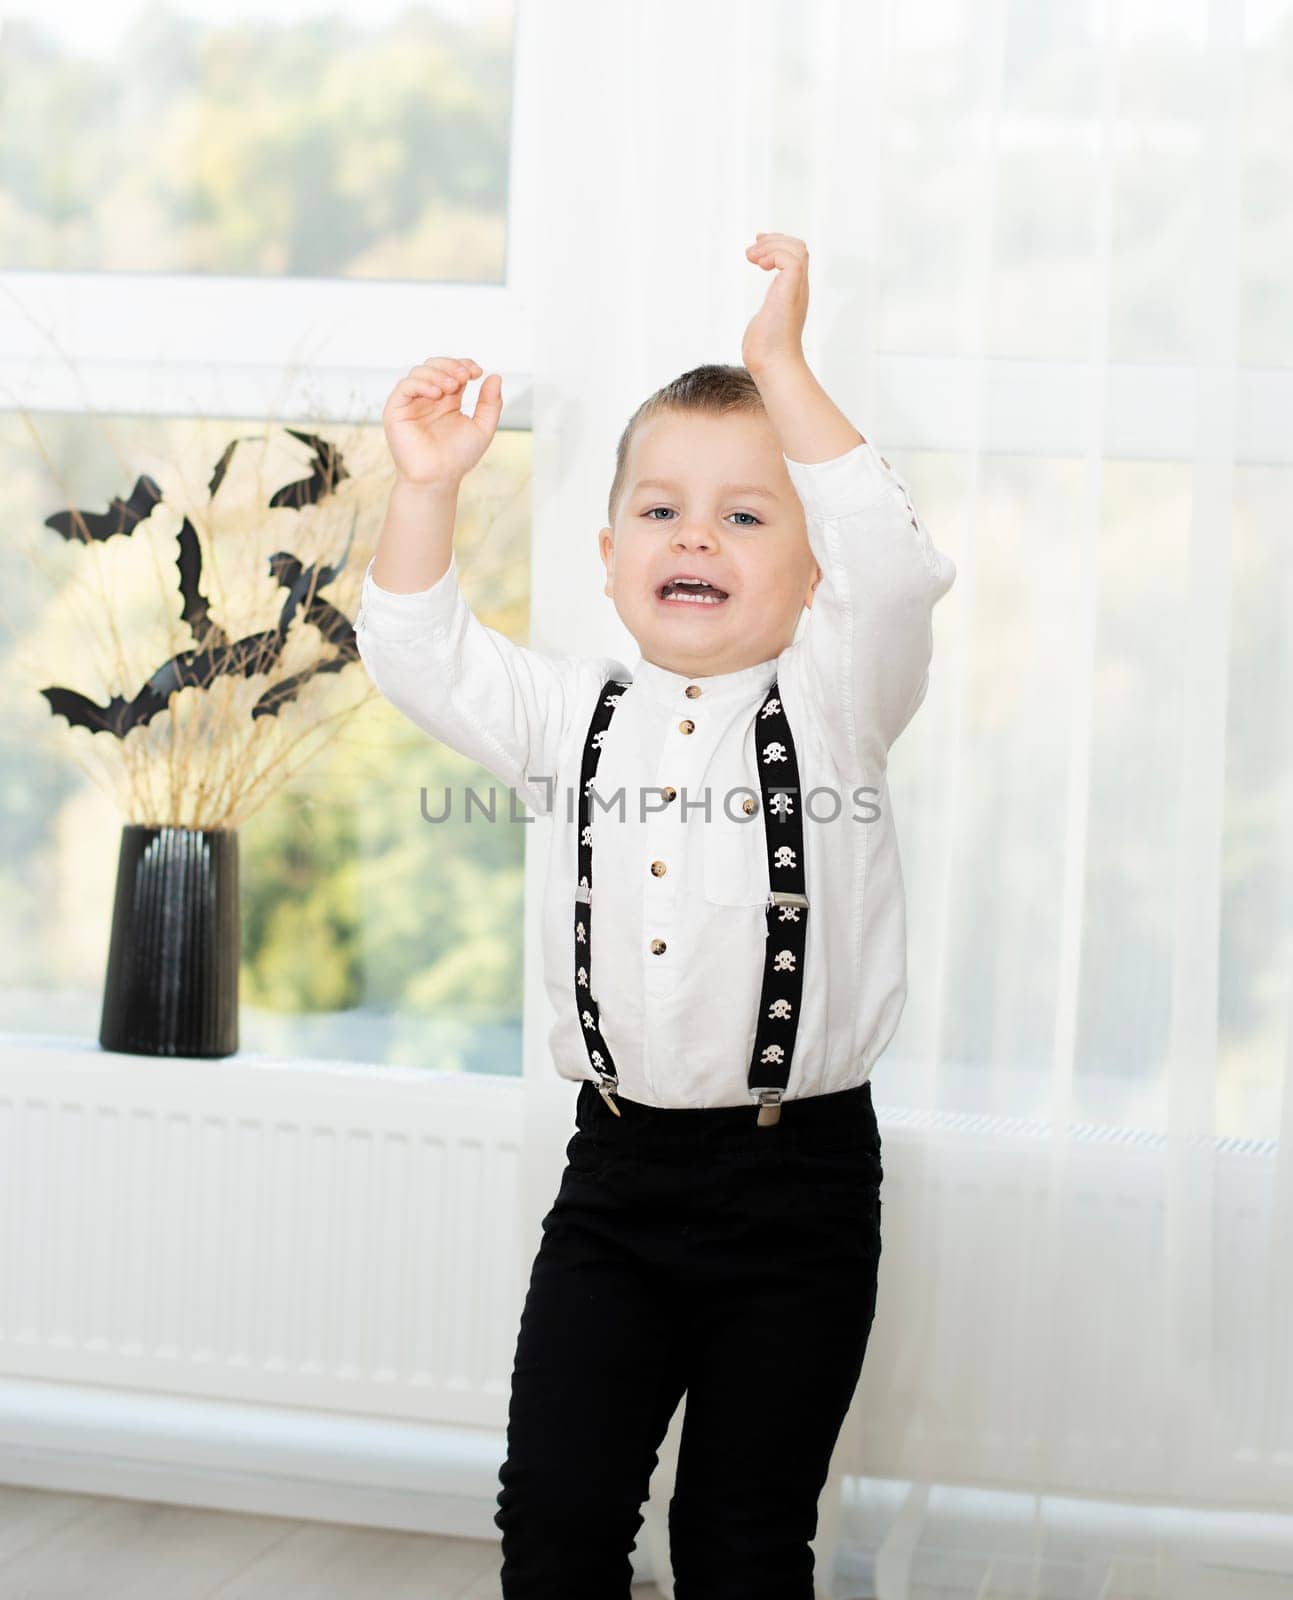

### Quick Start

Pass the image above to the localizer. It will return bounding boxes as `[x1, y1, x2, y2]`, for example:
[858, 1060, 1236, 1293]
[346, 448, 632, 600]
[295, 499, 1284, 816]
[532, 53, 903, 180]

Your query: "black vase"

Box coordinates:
[99, 825, 240, 1057]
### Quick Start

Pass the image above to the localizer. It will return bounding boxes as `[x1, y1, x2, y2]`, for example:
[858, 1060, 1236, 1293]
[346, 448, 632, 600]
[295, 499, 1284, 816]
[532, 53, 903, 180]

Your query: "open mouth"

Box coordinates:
[656, 577, 730, 607]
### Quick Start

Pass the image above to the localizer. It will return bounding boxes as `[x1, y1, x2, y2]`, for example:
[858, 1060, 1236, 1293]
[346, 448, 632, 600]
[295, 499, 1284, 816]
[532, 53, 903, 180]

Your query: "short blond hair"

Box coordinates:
[607, 363, 766, 527]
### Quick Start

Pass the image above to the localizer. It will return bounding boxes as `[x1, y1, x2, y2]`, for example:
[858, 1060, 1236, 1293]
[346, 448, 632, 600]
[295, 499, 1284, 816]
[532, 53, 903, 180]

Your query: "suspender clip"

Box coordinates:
[596, 1072, 623, 1117]
[753, 1087, 783, 1127]
[767, 891, 810, 909]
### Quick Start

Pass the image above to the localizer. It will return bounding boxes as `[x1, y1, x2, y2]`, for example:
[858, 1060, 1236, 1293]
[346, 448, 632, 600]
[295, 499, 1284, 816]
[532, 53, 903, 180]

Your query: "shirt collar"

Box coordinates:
[627, 651, 782, 705]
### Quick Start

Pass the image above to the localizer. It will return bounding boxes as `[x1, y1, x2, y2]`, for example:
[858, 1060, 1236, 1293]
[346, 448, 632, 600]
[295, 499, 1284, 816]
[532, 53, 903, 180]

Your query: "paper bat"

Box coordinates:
[42, 476, 363, 737]
[43, 475, 164, 545]
[41, 429, 363, 737]
[176, 516, 231, 648]
[251, 648, 358, 720]
[268, 428, 352, 509]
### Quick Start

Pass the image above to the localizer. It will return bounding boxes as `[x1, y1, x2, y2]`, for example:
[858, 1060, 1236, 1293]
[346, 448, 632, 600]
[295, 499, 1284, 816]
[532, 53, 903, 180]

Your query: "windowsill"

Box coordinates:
[0, 1029, 524, 1098]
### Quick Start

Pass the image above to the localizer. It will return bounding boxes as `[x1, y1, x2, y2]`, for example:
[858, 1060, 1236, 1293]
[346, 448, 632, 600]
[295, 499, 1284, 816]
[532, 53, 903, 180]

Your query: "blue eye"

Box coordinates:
[641, 508, 762, 526]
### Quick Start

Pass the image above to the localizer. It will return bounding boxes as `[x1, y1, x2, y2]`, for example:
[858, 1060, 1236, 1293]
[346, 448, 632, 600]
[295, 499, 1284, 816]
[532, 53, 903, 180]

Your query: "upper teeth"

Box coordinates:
[662, 576, 725, 605]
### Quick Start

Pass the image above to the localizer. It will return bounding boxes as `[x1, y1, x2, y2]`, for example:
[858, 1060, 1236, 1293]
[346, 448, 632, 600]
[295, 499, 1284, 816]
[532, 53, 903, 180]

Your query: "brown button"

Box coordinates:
[662, 786, 677, 801]
[684, 684, 702, 698]
[742, 796, 757, 815]
[650, 938, 667, 954]
[650, 860, 667, 876]
[679, 719, 695, 735]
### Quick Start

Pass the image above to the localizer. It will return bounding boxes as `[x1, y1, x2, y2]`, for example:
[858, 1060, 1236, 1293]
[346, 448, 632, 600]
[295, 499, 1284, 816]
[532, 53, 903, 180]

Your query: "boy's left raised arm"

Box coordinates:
[742, 233, 957, 780]
[776, 421, 956, 779]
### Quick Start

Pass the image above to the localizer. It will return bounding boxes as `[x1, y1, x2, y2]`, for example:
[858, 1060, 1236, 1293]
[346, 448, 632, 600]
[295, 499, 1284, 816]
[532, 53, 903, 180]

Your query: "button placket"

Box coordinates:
[644, 692, 707, 984]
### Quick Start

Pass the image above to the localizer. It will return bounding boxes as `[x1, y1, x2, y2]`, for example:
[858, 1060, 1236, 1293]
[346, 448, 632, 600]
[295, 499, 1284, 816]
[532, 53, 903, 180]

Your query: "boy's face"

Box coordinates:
[598, 409, 821, 677]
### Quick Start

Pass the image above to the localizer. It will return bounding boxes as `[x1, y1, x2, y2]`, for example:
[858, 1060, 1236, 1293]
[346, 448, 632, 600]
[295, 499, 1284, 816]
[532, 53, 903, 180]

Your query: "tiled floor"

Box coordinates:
[0, 1485, 666, 1598]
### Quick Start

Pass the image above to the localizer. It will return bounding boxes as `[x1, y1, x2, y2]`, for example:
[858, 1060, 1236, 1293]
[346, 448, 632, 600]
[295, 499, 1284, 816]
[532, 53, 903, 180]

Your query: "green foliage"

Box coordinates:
[0, 6, 513, 279]
[238, 711, 529, 1068]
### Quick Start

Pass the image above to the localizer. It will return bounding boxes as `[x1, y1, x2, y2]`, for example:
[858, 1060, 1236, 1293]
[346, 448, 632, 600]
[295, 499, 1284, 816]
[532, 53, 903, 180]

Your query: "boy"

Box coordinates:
[355, 233, 956, 1598]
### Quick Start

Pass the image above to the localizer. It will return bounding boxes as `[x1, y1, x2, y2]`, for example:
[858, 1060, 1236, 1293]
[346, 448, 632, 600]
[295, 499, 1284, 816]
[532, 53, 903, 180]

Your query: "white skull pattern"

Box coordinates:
[773, 949, 796, 971]
[768, 998, 792, 1019]
[761, 741, 787, 763]
[760, 1043, 785, 1065]
[773, 845, 797, 868]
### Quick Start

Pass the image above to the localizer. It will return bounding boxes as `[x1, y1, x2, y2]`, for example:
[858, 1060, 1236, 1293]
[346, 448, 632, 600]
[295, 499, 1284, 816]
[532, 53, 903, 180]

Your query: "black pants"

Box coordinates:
[494, 1076, 883, 1598]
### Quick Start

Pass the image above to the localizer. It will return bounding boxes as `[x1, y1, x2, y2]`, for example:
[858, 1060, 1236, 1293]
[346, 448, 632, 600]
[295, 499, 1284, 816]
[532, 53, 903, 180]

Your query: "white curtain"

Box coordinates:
[518, 0, 1293, 1593]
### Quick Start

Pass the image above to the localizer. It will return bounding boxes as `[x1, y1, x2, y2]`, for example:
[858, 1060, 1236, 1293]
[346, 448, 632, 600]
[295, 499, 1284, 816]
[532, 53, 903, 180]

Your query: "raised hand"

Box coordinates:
[381, 356, 503, 488]
[741, 233, 810, 375]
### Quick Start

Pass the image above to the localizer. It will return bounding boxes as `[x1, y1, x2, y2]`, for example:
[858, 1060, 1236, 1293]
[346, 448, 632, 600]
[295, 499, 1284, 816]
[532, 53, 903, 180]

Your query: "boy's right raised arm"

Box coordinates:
[354, 357, 584, 817]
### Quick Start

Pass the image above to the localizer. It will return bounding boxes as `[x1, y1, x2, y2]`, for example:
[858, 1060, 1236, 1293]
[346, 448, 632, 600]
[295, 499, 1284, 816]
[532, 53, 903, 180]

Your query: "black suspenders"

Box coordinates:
[574, 674, 810, 1126]
[573, 679, 631, 1115]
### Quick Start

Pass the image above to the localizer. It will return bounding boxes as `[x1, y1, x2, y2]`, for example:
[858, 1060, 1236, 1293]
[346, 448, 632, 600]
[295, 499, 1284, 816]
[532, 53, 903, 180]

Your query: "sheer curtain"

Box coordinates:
[517, 0, 1293, 1592]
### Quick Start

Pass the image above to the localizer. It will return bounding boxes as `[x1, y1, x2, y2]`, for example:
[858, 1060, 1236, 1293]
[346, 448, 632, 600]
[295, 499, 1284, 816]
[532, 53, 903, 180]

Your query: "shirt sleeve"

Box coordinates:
[353, 550, 590, 817]
[783, 438, 957, 780]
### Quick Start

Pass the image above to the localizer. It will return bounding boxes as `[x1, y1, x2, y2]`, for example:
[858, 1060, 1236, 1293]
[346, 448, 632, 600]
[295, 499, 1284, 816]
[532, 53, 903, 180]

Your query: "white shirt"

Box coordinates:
[355, 437, 956, 1108]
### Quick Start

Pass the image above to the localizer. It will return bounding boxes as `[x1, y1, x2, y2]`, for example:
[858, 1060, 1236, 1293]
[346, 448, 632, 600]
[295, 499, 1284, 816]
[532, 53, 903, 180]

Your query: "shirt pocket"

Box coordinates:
[702, 813, 770, 907]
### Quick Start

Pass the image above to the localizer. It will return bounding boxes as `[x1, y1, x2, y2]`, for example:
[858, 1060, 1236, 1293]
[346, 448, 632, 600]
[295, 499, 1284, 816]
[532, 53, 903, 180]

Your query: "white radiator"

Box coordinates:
[0, 1038, 525, 1427]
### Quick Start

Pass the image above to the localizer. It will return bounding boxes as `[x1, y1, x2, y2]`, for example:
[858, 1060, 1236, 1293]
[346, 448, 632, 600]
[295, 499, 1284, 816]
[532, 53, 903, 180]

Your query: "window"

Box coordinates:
[1, 410, 533, 1074]
[2, 0, 536, 1075]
